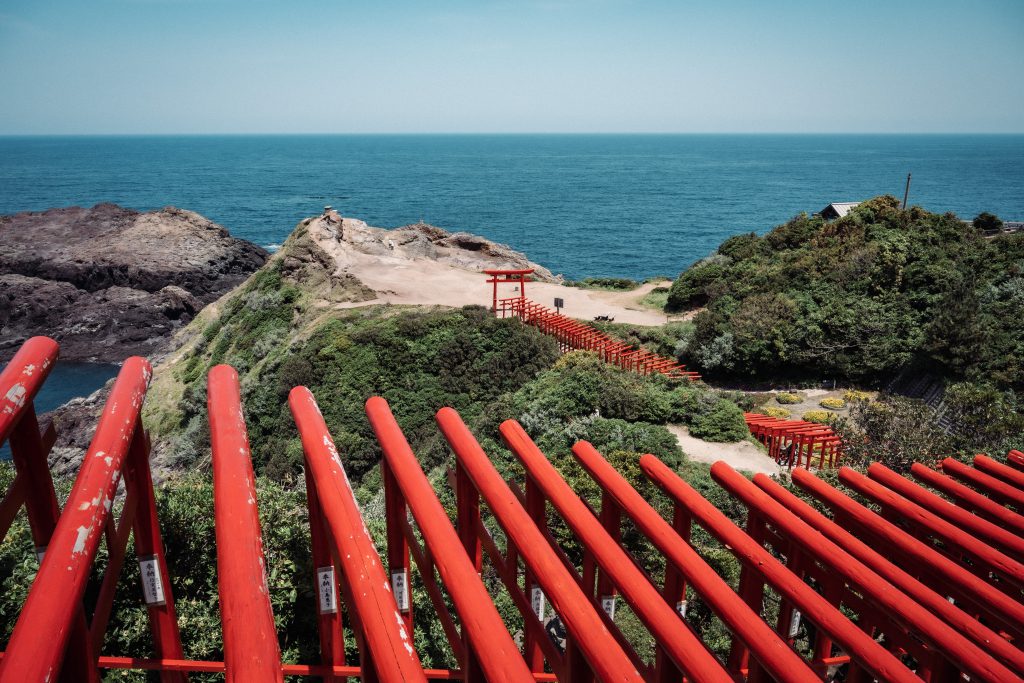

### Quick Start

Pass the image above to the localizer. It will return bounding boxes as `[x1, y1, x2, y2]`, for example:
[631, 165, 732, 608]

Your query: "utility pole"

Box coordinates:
[902, 173, 912, 209]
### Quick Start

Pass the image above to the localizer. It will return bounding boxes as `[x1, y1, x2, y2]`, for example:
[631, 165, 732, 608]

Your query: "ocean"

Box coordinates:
[2, 134, 1023, 281]
[0, 362, 120, 460]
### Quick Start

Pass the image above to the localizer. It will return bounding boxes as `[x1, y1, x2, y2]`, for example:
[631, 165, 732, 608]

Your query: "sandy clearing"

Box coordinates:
[667, 425, 781, 476]
[334, 251, 673, 325]
[299, 213, 690, 326]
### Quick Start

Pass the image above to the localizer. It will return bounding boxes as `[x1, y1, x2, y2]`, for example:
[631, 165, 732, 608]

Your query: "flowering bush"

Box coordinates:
[759, 406, 791, 418]
[775, 392, 801, 405]
[819, 397, 846, 409]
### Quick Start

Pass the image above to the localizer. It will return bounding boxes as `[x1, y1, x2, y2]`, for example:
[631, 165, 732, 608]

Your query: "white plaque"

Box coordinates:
[601, 595, 616, 620]
[530, 586, 546, 622]
[391, 570, 410, 612]
[788, 609, 801, 638]
[138, 555, 166, 606]
[317, 565, 338, 614]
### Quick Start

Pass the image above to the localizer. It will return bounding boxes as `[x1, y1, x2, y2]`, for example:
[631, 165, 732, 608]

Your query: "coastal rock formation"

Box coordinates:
[308, 210, 559, 282]
[0, 203, 268, 362]
[36, 210, 658, 478]
[284, 210, 560, 312]
[44, 388, 112, 480]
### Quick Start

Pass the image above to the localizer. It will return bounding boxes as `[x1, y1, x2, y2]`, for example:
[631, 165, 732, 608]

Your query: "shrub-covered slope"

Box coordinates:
[666, 196, 1024, 388]
[144, 214, 750, 485]
[152, 298, 563, 480]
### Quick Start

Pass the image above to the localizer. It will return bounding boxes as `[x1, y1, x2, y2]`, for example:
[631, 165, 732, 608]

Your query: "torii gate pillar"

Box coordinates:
[482, 269, 534, 315]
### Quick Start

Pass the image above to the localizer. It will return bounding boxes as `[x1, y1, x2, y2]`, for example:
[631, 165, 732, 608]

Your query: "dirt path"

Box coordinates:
[667, 425, 781, 476]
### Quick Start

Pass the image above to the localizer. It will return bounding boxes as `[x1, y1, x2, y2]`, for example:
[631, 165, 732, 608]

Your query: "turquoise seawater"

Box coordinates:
[0, 362, 119, 460]
[2, 134, 1023, 280]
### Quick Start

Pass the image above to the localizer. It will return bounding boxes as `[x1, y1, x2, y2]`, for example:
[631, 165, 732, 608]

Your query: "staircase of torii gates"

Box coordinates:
[1, 336, 1023, 682]
[496, 297, 701, 381]
[744, 414, 843, 470]
[493, 291, 845, 468]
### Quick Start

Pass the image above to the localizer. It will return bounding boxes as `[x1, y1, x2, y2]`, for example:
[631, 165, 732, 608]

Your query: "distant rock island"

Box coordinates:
[0, 203, 268, 362]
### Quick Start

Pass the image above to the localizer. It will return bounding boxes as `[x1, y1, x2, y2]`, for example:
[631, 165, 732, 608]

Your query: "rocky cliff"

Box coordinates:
[307, 211, 558, 281]
[39, 209, 558, 479]
[0, 203, 268, 362]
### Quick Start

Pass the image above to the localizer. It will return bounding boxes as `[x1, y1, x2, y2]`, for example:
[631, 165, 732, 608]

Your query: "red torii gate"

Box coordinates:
[484, 268, 533, 313]
[744, 413, 843, 469]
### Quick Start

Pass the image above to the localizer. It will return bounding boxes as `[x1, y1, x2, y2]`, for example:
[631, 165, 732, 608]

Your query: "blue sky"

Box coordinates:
[1, 0, 1021, 134]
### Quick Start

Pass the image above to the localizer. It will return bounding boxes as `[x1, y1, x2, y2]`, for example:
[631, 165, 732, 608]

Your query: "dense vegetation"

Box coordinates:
[833, 384, 1024, 471]
[154, 261, 562, 480]
[666, 196, 1023, 387]
[152, 254, 751, 483]
[663, 196, 1024, 460]
[1, 300, 757, 677]
[564, 276, 641, 290]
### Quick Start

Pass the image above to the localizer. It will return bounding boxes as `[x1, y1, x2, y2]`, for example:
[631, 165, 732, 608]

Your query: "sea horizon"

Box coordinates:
[3, 131, 1024, 137]
[3, 133, 1022, 280]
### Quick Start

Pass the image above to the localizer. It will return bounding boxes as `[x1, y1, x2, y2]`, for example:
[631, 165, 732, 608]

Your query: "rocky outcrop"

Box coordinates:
[44, 387, 111, 480]
[33, 209, 564, 478]
[276, 219, 376, 303]
[308, 212, 558, 281]
[0, 203, 268, 362]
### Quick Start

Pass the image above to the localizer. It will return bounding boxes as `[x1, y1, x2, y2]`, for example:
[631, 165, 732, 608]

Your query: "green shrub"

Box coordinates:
[819, 397, 846, 409]
[666, 258, 729, 311]
[500, 351, 672, 425]
[640, 287, 670, 310]
[167, 306, 562, 481]
[689, 399, 749, 442]
[943, 382, 1024, 456]
[564, 277, 639, 291]
[835, 395, 953, 472]
[802, 410, 834, 424]
[775, 392, 801, 405]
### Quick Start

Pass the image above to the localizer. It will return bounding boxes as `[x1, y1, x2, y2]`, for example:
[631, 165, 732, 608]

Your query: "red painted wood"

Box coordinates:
[640, 454, 919, 683]
[436, 407, 644, 683]
[0, 356, 153, 683]
[366, 396, 532, 683]
[755, 471, 1024, 673]
[501, 421, 734, 683]
[209, 365, 284, 683]
[290, 387, 427, 683]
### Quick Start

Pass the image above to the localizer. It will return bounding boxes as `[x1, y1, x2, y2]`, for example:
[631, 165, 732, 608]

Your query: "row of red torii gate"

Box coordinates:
[485, 269, 843, 469]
